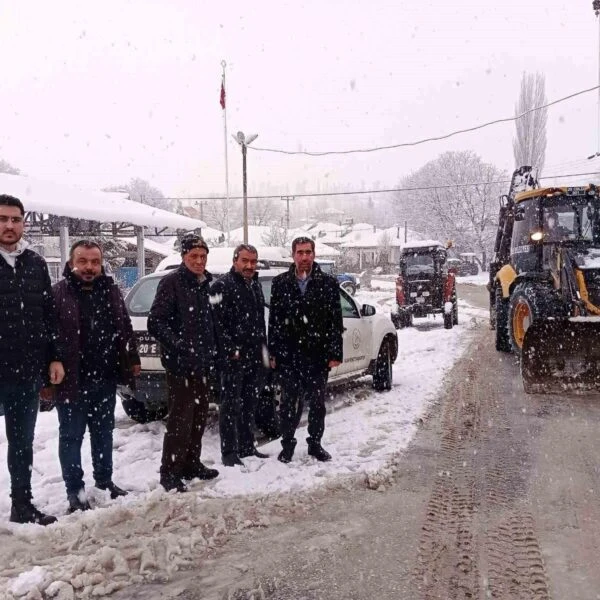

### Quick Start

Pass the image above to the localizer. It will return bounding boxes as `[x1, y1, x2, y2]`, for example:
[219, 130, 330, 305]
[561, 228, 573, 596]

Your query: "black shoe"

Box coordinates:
[308, 443, 332, 462]
[67, 493, 92, 514]
[183, 463, 220, 481]
[160, 475, 188, 493]
[239, 448, 269, 459]
[222, 453, 245, 467]
[10, 501, 57, 526]
[96, 481, 128, 499]
[277, 447, 294, 463]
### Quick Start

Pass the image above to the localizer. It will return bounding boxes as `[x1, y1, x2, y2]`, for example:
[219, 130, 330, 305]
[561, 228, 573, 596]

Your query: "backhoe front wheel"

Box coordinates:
[508, 284, 540, 358]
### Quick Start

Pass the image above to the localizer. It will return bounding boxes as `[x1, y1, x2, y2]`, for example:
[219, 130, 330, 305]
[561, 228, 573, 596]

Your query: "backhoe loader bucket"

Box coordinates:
[521, 318, 600, 394]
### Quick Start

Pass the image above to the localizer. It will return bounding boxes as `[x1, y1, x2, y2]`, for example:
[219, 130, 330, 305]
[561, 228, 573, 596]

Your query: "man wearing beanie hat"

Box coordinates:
[148, 233, 219, 492]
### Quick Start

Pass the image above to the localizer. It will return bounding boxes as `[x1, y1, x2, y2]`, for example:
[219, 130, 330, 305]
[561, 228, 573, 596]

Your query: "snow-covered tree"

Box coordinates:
[392, 151, 506, 266]
[105, 178, 169, 210]
[513, 72, 547, 175]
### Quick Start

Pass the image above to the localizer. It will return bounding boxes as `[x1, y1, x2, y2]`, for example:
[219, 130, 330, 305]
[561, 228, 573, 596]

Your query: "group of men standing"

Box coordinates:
[148, 233, 344, 493]
[0, 192, 344, 525]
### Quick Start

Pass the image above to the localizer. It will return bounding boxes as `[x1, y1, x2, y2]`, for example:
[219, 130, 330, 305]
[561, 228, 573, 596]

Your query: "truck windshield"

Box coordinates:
[404, 253, 435, 275]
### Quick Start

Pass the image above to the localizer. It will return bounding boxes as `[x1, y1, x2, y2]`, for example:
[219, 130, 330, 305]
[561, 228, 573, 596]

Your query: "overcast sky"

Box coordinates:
[0, 0, 598, 200]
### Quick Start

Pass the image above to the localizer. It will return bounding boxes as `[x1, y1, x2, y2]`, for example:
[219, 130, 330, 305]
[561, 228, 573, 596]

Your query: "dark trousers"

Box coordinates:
[160, 372, 209, 479]
[2, 380, 40, 498]
[56, 380, 117, 496]
[219, 359, 266, 457]
[278, 364, 329, 449]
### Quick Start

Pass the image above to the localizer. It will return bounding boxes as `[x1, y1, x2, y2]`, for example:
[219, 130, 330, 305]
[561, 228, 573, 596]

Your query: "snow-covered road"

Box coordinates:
[0, 288, 488, 598]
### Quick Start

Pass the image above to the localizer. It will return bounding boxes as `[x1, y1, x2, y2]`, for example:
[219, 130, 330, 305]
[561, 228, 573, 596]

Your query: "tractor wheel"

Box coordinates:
[495, 287, 511, 352]
[452, 285, 458, 325]
[372, 339, 393, 391]
[443, 312, 453, 329]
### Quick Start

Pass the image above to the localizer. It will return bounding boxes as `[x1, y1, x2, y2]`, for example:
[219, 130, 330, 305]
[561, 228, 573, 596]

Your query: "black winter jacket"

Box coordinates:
[0, 249, 62, 383]
[268, 262, 343, 369]
[147, 265, 218, 377]
[52, 264, 140, 403]
[210, 267, 267, 364]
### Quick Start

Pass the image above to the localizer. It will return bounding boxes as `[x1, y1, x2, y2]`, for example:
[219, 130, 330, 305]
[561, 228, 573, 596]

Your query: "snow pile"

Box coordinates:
[0, 292, 488, 597]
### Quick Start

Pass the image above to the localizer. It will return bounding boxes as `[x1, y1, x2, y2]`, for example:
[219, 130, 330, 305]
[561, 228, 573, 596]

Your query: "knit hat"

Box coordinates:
[180, 233, 209, 255]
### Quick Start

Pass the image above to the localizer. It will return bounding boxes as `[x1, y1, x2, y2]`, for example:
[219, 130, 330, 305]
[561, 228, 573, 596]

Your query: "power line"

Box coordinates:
[160, 170, 600, 202]
[247, 85, 600, 157]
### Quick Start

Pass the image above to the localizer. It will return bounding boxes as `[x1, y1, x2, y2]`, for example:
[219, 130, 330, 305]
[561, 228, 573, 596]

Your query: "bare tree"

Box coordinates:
[513, 72, 547, 175]
[392, 151, 506, 266]
[261, 223, 294, 247]
[249, 198, 279, 226]
[0, 159, 20, 175]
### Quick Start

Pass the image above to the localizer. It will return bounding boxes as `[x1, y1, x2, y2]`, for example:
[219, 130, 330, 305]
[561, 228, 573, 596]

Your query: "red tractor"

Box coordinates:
[391, 240, 458, 329]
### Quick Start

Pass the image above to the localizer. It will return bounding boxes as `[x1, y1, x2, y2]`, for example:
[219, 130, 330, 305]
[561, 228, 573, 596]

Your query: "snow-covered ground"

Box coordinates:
[0, 290, 488, 598]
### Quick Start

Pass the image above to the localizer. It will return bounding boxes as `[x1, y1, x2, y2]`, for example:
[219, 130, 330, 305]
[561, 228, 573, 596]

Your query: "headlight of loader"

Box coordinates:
[530, 230, 544, 242]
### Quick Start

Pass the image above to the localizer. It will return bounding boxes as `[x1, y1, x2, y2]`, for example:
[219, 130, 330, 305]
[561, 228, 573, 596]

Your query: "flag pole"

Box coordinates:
[221, 60, 230, 244]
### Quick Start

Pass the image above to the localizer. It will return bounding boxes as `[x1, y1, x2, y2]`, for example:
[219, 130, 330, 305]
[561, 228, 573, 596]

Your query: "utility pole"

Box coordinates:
[233, 131, 258, 244]
[280, 195, 296, 231]
[595, 1, 600, 154]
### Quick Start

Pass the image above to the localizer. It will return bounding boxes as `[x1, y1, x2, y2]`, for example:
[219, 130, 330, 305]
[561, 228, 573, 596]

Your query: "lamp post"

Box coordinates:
[233, 131, 258, 244]
[595, 2, 600, 154]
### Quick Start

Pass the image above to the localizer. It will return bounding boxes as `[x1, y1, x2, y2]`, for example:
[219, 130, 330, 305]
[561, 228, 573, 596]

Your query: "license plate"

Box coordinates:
[417, 296, 425, 304]
[137, 332, 160, 357]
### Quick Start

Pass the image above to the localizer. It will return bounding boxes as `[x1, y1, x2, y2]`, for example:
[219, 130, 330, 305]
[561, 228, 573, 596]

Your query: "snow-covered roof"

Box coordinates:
[401, 239, 445, 251]
[349, 222, 376, 232]
[306, 221, 344, 235]
[0, 173, 206, 230]
[122, 237, 175, 257]
[314, 240, 340, 257]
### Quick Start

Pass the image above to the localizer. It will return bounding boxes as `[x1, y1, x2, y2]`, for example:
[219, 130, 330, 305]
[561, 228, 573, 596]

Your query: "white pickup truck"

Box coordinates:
[118, 265, 398, 434]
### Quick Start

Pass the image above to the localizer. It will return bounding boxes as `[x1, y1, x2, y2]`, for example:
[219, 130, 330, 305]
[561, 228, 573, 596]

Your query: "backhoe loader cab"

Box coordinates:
[490, 168, 600, 392]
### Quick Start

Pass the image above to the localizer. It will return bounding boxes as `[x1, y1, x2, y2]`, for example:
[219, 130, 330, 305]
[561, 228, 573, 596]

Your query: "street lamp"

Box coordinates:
[232, 131, 258, 244]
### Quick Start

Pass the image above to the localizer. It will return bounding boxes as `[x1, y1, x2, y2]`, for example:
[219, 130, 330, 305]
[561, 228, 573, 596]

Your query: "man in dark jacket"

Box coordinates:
[0, 194, 64, 526]
[268, 237, 343, 463]
[44, 240, 140, 513]
[147, 233, 219, 492]
[211, 244, 269, 467]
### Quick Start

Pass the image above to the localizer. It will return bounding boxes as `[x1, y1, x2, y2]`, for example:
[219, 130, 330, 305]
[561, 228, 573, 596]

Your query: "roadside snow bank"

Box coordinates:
[0, 295, 487, 597]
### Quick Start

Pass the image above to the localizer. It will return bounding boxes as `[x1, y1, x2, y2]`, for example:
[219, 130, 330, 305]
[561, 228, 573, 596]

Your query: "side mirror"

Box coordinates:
[361, 304, 376, 317]
[514, 206, 525, 221]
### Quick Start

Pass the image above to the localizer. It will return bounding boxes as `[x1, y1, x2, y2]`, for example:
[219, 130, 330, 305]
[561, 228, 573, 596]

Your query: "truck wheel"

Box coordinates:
[120, 393, 168, 424]
[443, 313, 453, 329]
[495, 288, 511, 352]
[373, 339, 393, 391]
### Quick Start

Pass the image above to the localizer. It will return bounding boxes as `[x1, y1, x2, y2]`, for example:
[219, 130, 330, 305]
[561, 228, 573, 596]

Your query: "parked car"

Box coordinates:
[319, 259, 360, 295]
[118, 265, 398, 427]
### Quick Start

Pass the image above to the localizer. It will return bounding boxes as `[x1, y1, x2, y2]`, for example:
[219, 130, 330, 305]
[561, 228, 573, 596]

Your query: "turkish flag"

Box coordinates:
[220, 81, 226, 109]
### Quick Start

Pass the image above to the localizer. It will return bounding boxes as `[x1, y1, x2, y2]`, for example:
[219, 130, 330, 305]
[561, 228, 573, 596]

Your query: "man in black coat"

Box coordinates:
[0, 194, 64, 525]
[211, 244, 269, 467]
[147, 234, 219, 492]
[268, 237, 343, 463]
[44, 240, 141, 513]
